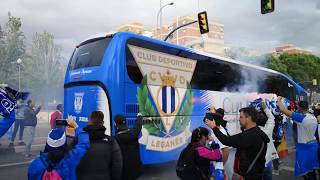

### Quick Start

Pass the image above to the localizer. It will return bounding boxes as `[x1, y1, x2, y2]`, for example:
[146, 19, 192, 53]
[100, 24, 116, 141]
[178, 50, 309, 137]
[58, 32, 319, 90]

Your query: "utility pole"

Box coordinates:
[15, 58, 22, 91]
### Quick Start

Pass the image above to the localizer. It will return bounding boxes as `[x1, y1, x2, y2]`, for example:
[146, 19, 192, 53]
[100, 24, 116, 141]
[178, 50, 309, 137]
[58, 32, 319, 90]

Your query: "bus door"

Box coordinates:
[64, 84, 111, 135]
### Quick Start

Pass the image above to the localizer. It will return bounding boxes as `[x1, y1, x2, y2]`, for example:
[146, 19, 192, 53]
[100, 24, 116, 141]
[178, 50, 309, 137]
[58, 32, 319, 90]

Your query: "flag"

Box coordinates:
[277, 136, 289, 158]
[0, 86, 29, 117]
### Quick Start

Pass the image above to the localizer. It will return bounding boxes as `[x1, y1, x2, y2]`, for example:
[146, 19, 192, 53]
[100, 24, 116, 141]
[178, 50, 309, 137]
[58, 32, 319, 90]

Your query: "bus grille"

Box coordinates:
[126, 118, 136, 128]
[125, 104, 139, 114]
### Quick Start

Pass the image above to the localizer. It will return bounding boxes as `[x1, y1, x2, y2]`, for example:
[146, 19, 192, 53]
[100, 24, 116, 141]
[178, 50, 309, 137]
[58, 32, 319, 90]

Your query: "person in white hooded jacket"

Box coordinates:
[256, 102, 279, 180]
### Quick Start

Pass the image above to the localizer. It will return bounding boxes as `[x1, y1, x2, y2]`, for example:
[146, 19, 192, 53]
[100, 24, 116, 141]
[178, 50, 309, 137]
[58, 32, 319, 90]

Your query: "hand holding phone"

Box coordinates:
[55, 119, 68, 126]
[55, 118, 78, 128]
[67, 118, 78, 128]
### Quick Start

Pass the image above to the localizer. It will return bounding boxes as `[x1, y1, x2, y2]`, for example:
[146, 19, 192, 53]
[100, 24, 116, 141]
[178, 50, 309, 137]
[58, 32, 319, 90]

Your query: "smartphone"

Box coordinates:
[55, 119, 68, 126]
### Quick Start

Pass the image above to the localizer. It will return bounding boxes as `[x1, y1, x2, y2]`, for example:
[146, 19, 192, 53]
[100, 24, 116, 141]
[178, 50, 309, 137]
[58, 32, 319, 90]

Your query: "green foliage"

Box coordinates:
[265, 53, 320, 89]
[137, 76, 194, 135]
[265, 55, 288, 75]
[137, 76, 162, 135]
[0, 12, 25, 87]
[0, 13, 66, 104]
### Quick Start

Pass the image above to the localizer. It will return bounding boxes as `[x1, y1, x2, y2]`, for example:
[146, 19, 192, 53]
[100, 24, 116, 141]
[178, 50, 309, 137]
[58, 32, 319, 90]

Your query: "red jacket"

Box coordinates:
[50, 111, 62, 129]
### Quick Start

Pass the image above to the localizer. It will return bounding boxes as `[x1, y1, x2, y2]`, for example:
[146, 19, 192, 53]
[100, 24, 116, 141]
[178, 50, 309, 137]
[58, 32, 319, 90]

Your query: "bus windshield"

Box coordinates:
[69, 37, 112, 70]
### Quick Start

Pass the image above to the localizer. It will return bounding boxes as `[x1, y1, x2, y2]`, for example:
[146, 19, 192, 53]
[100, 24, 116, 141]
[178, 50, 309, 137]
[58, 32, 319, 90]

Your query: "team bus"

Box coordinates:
[64, 32, 306, 164]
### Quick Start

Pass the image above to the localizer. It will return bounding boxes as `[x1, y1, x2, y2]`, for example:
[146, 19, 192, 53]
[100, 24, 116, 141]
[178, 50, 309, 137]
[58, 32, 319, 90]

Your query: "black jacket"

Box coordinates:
[23, 106, 41, 127]
[115, 116, 143, 180]
[212, 126, 269, 179]
[76, 125, 122, 180]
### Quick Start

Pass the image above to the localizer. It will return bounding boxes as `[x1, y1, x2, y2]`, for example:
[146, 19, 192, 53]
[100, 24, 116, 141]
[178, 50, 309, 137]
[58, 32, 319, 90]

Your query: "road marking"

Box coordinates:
[0, 160, 32, 168]
[281, 165, 294, 172]
[14, 144, 45, 153]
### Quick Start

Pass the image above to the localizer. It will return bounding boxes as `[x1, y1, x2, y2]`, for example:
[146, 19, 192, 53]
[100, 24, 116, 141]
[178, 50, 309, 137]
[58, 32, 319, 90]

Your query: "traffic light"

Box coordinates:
[261, 0, 274, 14]
[312, 79, 317, 86]
[198, 11, 209, 34]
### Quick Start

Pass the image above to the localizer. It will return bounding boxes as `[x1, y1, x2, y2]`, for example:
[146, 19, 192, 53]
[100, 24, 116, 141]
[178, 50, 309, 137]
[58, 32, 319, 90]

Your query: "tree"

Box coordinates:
[0, 13, 26, 88]
[265, 53, 320, 91]
[23, 31, 65, 104]
[264, 55, 288, 75]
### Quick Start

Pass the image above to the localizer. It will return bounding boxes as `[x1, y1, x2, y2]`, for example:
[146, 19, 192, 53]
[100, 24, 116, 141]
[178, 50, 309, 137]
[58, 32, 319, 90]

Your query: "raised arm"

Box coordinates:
[62, 119, 89, 168]
[260, 102, 275, 134]
[34, 106, 41, 115]
[277, 96, 292, 118]
[212, 127, 250, 149]
[206, 119, 250, 149]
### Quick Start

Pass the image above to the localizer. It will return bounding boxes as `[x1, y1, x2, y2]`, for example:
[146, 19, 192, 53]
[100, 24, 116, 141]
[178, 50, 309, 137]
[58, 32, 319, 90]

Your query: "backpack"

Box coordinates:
[42, 170, 62, 180]
[41, 158, 62, 180]
[176, 144, 208, 180]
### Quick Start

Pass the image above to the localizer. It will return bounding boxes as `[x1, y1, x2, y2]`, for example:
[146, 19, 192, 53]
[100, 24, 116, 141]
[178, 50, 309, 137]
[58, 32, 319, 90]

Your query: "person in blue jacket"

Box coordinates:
[28, 119, 90, 180]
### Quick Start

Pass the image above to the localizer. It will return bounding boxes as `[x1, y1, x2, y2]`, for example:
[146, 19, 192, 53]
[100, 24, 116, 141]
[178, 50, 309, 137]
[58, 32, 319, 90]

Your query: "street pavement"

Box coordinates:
[0, 142, 300, 179]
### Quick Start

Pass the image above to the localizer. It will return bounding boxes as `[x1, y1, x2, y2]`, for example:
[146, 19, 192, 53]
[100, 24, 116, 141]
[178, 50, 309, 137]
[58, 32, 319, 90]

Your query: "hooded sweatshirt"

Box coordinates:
[212, 126, 270, 179]
[76, 125, 122, 180]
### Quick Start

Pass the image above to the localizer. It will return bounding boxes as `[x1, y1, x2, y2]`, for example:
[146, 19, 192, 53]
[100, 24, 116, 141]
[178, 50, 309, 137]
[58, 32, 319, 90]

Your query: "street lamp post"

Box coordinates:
[17, 58, 22, 91]
[157, 1, 174, 39]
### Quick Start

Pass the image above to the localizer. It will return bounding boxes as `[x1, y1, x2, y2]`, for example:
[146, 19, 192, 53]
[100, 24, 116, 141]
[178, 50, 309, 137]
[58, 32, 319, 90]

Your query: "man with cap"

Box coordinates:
[77, 111, 123, 180]
[28, 119, 90, 180]
[277, 97, 319, 179]
[114, 113, 143, 180]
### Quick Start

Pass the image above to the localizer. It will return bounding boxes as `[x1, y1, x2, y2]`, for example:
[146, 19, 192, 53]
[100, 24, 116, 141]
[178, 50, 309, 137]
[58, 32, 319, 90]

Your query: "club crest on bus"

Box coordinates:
[158, 70, 179, 115]
[129, 45, 197, 152]
[74, 92, 84, 114]
[156, 70, 182, 135]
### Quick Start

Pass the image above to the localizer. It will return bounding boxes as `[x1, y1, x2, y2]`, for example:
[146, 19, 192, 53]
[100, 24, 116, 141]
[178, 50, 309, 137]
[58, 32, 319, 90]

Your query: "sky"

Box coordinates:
[1, 0, 320, 60]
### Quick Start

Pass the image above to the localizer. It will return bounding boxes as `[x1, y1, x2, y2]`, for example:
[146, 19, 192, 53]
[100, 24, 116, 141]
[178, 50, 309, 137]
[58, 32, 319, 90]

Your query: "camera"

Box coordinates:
[203, 112, 215, 122]
[203, 112, 226, 127]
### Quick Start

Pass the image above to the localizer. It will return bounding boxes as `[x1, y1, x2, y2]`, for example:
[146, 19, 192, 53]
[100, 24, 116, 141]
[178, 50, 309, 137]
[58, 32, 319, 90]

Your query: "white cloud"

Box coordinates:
[1, 0, 319, 60]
